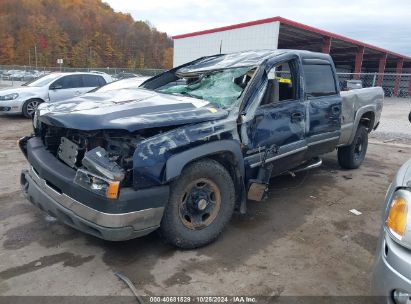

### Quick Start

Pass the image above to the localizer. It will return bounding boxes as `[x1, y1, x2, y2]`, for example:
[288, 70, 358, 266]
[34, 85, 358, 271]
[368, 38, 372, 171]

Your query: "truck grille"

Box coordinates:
[42, 125, 66, 155]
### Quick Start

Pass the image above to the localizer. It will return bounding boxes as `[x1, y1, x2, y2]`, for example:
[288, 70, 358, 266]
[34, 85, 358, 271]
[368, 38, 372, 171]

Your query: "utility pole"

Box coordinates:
[34, 45, 38, 70]
[89, 47, 92, 70]
[28, 49, 31, 67]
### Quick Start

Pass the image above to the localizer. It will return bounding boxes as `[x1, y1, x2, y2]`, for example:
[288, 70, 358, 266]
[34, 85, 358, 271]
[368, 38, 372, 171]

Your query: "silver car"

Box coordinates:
[372, 113, 411, 303]
[0, 72, 112, 117]
[89, 76, 149, 93]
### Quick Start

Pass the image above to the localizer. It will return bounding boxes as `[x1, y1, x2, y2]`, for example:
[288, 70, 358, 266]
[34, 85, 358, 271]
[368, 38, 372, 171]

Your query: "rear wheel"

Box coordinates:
[22, 99, 42, 118]
[159, 159, 235, 249]
[338, 125, 368, 169]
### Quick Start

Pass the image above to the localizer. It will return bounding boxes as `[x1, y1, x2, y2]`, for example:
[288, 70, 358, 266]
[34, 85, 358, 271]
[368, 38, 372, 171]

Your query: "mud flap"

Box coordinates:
[247, 164, 273, 202]
[247, 145, 277, 202]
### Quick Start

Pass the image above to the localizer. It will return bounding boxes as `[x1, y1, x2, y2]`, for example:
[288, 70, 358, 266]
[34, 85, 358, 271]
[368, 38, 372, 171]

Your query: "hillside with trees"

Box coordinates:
[0, 0, 173, 68]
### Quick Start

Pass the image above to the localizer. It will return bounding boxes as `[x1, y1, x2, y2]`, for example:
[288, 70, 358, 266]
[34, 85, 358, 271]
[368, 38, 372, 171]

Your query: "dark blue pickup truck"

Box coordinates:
[19, 50, 383, 248]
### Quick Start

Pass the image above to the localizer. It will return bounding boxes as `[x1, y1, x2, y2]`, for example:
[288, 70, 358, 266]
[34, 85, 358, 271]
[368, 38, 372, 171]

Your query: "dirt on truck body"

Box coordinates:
[19, 49, 383, 249]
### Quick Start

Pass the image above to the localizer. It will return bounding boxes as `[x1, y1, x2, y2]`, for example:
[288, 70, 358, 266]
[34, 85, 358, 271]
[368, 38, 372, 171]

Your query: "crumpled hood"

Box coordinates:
[38, 88, 229, 132]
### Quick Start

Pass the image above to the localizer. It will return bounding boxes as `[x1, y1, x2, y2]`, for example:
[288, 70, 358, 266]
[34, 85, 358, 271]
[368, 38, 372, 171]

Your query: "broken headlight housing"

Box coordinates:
[74, 169, 120, 199]
[385, 189, 411, 249]
[73, 146, 126, 200]
[32, 109, 39, 130]
[82, 147, 125, 181]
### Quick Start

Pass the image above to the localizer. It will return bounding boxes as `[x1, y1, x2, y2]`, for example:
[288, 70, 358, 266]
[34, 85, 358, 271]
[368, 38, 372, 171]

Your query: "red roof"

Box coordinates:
[172, 16, 410, 60]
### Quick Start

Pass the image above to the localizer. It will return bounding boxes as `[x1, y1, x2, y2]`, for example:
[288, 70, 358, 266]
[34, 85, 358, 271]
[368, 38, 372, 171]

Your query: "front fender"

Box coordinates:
[132, 116, 240, 189]
[165, 140, 244, 181]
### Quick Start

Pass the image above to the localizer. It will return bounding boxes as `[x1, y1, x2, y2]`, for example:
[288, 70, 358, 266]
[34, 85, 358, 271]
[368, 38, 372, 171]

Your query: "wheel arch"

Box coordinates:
[359, 111, 375, 133]
[347, 106, 376, 145]
[165, 140, 244, 181]
[165, 140, 246, 208]
[22, 97, 45, 117]
[25, 97, 46, 104]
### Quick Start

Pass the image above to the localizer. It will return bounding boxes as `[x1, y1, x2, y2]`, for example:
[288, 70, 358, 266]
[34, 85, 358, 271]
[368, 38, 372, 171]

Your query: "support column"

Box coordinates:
[322, 37, 332, 54]
[394, 58, 404, 96]
[353, 46, 365, 79]
[376, 53, 387, 86]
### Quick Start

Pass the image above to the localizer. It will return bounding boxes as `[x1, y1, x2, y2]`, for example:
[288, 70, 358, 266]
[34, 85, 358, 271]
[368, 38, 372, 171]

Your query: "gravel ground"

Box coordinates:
[0, 99, 410, 297]
[371, 97, 411, 144]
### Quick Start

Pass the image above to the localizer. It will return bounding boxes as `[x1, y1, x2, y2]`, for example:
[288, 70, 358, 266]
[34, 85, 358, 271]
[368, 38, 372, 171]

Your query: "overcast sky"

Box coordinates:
[104, 0, 411, 56]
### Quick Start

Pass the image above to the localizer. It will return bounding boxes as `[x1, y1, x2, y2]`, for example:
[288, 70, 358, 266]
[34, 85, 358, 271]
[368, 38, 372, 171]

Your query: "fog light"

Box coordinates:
[393, 290, 411, 304]
[74, 169, 120, 199]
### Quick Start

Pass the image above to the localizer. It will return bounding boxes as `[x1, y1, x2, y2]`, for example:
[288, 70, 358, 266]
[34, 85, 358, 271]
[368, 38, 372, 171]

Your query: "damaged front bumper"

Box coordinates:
[20, 137, 169, 241]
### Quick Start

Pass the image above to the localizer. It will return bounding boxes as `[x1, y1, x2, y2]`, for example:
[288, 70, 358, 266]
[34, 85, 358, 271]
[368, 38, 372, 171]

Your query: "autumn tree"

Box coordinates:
[0, 0, 173, 68]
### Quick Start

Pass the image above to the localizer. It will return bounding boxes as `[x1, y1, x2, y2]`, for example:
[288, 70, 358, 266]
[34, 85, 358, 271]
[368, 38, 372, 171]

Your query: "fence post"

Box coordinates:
[394, 59, 404, 97]
[407, 75, 411, 97]
[372, 73, 377, 87]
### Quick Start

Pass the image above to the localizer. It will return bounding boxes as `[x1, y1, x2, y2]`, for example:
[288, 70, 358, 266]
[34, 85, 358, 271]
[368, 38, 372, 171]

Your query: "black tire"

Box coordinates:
[338, 125, 368, 169]
[159, 159, 235, 249]
[22, 99, 42, 118]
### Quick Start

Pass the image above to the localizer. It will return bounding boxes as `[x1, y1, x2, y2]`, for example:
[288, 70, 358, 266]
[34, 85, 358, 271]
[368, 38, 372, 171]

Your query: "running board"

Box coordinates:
[291, 157, 322, 173]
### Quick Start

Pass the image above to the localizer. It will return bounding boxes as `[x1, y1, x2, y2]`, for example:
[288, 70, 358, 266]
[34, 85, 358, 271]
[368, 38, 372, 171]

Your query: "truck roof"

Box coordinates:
[177, 49, 333, 75]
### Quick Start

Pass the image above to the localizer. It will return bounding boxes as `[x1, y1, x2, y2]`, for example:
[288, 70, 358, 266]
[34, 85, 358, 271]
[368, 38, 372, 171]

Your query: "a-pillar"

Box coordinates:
[353, 46, 365, 80]
[376, 53, 387, 86]
[322, 37, 332, 54]
[394, 58, 404, 97]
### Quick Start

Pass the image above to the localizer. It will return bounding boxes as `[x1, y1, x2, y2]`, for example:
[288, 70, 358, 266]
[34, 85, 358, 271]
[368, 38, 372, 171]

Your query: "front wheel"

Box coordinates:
[22, 99, 42, 118]
[159, 159, 235, 249]
[338, 125, 368, 169]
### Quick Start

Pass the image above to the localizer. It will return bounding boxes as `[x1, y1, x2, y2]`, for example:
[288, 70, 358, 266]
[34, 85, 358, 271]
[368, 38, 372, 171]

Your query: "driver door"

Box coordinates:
[244, 59, 307, 176]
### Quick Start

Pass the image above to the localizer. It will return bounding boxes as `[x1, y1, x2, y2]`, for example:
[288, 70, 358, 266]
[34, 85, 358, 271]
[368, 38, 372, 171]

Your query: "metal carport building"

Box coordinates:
[172, 16, 411, 96]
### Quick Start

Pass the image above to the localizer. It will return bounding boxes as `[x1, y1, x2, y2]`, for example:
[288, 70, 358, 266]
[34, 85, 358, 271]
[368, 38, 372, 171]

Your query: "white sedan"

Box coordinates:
[90, 76, 149, 93]
[0, 72, 112, 117]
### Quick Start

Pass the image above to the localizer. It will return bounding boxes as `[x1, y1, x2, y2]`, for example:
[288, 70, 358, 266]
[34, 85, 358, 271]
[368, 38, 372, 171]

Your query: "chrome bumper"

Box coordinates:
[21, 167, 164, 241]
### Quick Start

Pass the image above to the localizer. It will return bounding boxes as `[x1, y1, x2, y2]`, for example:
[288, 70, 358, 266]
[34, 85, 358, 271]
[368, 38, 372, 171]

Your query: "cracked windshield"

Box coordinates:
[159, 67, 255, 108]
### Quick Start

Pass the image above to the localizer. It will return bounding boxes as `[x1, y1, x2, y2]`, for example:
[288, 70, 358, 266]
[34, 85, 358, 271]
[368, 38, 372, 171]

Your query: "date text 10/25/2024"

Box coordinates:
[149, 297, 257, 303]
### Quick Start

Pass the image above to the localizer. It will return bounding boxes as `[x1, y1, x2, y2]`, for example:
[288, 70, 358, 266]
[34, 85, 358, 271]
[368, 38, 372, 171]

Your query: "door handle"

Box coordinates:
[74, 91, 81, 96]
[291, 112, 304, 121]
[331, 105, 341, 115]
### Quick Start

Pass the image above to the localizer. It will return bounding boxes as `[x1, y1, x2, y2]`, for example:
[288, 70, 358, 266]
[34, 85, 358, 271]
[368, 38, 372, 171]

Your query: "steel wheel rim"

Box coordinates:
[178, 178, 221, 230]
[26, 100, 39, 116]
[354, 136, 364, 160]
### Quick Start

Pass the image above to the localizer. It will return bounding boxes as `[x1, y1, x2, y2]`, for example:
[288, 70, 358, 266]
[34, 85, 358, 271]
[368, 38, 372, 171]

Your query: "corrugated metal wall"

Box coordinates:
[173, 22, 280, 67]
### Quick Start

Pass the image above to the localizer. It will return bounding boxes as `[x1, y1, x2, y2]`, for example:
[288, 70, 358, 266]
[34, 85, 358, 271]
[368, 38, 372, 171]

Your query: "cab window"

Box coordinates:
[303, 64, 337, 97]
[261, 60, 298, 105]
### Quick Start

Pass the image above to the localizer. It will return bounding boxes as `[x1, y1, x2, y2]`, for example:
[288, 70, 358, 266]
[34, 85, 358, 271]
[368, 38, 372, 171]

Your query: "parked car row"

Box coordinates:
[0, 72, 114, 117]
[0, 69, 50, 81]
[0, 68, 152, 83]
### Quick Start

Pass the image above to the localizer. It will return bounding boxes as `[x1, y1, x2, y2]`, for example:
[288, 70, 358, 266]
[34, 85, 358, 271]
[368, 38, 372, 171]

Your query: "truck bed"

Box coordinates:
[338, 87, 384, 146]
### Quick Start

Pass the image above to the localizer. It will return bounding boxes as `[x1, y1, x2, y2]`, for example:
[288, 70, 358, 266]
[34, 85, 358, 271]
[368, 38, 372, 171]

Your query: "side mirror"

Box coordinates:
[409, 111, 411, 123]
[50, 84, 62, 90]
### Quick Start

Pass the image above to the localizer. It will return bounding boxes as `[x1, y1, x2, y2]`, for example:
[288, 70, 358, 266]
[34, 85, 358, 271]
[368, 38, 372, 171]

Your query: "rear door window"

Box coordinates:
[82, 75, 101, 87]
[303, 64, 337, 97]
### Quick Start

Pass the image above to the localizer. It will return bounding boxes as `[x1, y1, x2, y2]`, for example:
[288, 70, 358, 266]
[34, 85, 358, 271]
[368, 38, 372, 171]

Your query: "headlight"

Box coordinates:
[386, 189, 411, 248]
[74, 169, 120, 199]
[0, 93, 19, 101]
